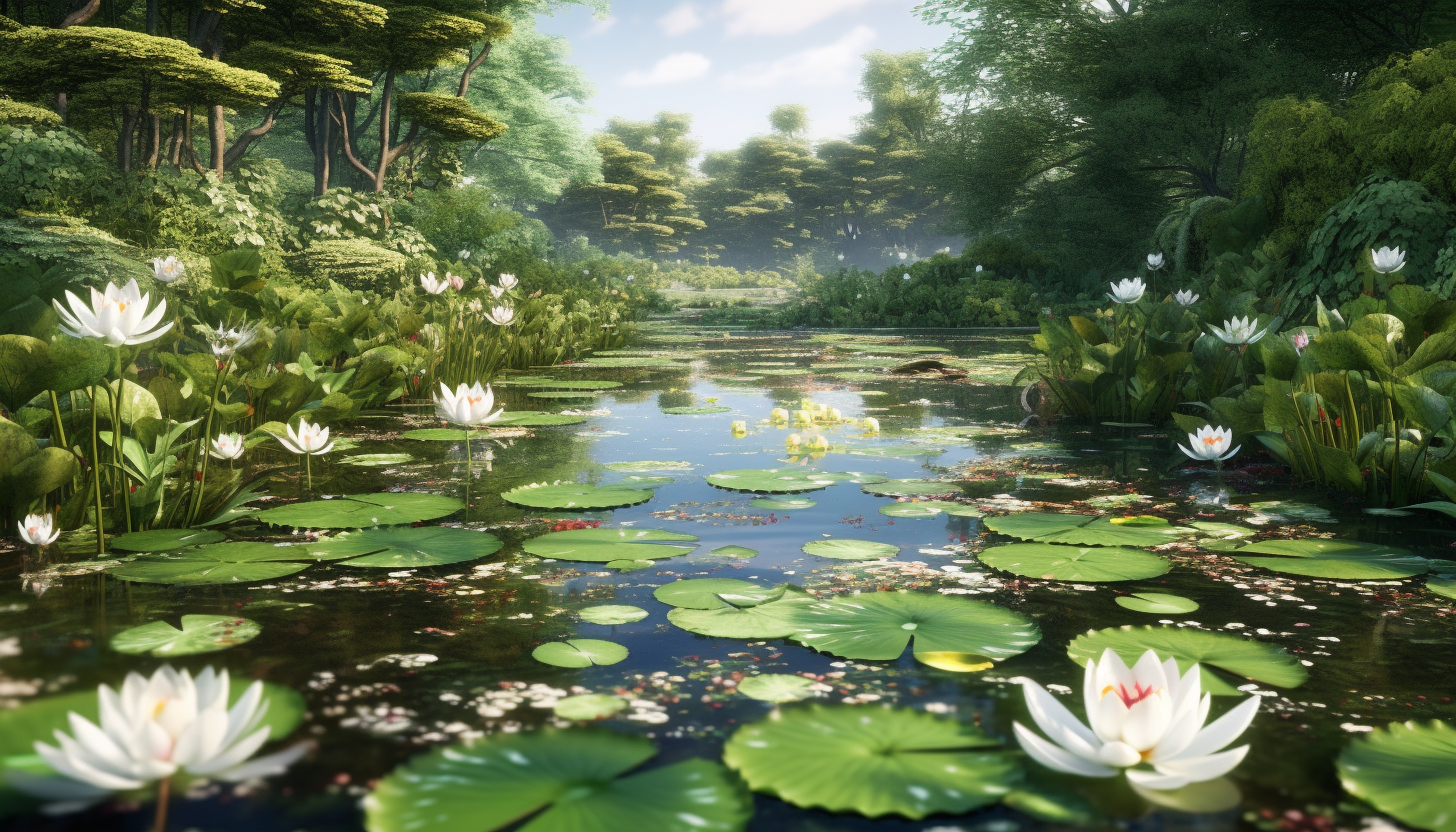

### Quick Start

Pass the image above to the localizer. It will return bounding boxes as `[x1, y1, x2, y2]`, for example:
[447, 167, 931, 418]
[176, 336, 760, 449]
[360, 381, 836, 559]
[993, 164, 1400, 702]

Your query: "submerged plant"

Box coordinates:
[1013, 649, 1259, 790]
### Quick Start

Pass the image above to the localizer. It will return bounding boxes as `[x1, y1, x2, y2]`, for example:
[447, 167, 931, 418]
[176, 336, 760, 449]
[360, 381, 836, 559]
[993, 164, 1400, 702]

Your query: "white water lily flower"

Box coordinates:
[272, 418, 334, 456]
[864, 417, 880, 434]
[1210, 316, 1266, 345]
[458, 249, 471, 260]
[1107, 278, 1146, 305]
[1179, 425, 1240, 462]
[785, 433, 802, 448]
[1371, 246, 1406, 274]
[1173, 290, 1199, 307]
[902, 273, 911, 280]
[151, 256, 185, 284]
[1148, 253, 1165, 271]
[467, 299, 483, 314]
[447, 273, 464, 291]
[54, 279, 173, 347]
[12, 666, 306, 807]
[488, 284, 505, 299]
[485, 306, 515, 326]
[209, 433, 245, 461]
[210, 325, 256, 359]
[419, 272, 448, 295]
[770, 408, 789, 422]
[19, 513, 59, 546]
[730, 420, 747, 434]
[1014, 649, 1259, 790]
[499, 273, 518, 290]
[434, 382, 503, 426]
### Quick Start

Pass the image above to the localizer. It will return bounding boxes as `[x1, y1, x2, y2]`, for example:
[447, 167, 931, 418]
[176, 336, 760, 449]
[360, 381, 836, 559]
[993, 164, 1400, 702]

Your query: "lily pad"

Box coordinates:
[1067, 625, 1308, 696]
[722, 705, 1020, 819]
[523, 528, 699, 563]
[1429, 575, 1456, 600]
[710, 545, 758, 558]
[1116, 592, 1200, 614]
[801, 538, 901, 561]
[502, 482, 656, 510]
[984, 513, 1192, 546]
[778, 590, 1041, 663]
[860, 479, 960, 497]
[109, 529, 226, 552]
[878, 500, 983, 519]
[342, 453, 415, 467]
[364, 731, 750, 832]
[604, 460, 695, 472]
[978, 543, 1170, 582]
[578, 605, 649, 625]
[1337, 720, 1456, 832]
[1232, 539, 1429, 579]
[553, 694, 628, 721]
[495, 412, 588, 427]
[653, 578, 791, 609]
[255, 493, 463, 529]
[532, 639, 628, 668]
[707, 468, 840, 493]
[402, 428, 472, 441]
[606, 559, 656, 572]
[661, 405, 732, 414]
[750, 497, 816, 510]
[305, 527, 504, 568]
[518, 379, 622, 390]
[111, 615, 260, 657]
[737, 674, 817, 703]
[108, 541, 349, 585]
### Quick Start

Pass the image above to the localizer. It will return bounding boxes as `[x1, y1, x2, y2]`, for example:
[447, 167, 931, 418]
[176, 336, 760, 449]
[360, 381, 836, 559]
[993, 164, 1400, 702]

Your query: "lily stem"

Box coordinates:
[89, 384, 104, 555]
[152, 778, 170, 832]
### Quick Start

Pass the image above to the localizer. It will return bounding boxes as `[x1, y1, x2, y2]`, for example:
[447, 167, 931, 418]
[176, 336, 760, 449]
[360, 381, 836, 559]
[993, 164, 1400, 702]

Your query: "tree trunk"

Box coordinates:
[118, 106, 138, 172]
[208, 105, 225, 177]
[59, 0, 101, 28]
[374, 70, 393, 191]
[223, 108, 277, 170]
[457, 42, 493, 97]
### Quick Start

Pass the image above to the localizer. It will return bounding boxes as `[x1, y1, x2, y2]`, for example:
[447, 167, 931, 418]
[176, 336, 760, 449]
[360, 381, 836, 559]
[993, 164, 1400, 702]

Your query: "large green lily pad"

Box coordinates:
[523, 528, 699, 563]
[255, 493, 463, 528]
[1232, 539, 1430, 579]
[751, 497, 816, 510]
[706, 468, 841, 493]
[737, 674, 818, 703]
[111, 615, 261, 657]
[653, 578, 790, 609]
[723, 705, 1020, 819]
[553, 694, 628, 721]
[305, 527, 504, 568]
[779, 590, 1041, 663]
[860, 479, 961, 497]
[502, 482, 656, 510]
[494, 412, 588, 427]
[364, 731, 750, 832]
[801, 538, 901, 561]
[1116, 593, 1200, 614]
[578, 605, 649, 625]
[342, 453, 415, 467]
[110, 529, 227, 552]
[532, 639, 628, 668]
[984, 513, 1192, 546]
[878, 500, 983, 519]
[979, 543, 1170, 582]
[661, 405, 732, 414]
[1337, 720, 1456, 832]
[109, 541, 352, 585]
[1067, 625, 1308, 696]
[604, 460, 695, 472]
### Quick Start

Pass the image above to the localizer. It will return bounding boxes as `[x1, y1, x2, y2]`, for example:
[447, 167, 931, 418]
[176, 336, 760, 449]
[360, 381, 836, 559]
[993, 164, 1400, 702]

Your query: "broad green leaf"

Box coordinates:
[342, 453, 415, 467]
[878, 500, 983, 518]
[1338, 720, 1456, 832]
[531, 639, 628, 668]
[1067, 625, 1307, 696]
[112, 615, 260, 657]
[801, 538, 900, 560]
[709, 545, 758, 558]
[979, 543, 1169, 582]
[779, 590, 1041, 662]
[736, 674, 817, 703]
[307, 527, 503, 568]
[1233, 539, 1429, 579]
[110, 529, 226, 552]
[553, 694, 627, 721]
[604, 460, 694, 472]
[523, 528, 698, 563]
[1429, 575, 1456, 600]
[661, 405, 732, 414]
[860, 479, 960, 497]
[1115, 593, 1200, 614]
[255, 493, 462, 528]
[984, 513, 1192, 546]
[723, 705, 1019, 819]
[578, 605, 648, 625]
[653, 579, 793, 610]
[750, 497, 816, 510]
[706, 468, 839, 493]
[502, 482, 655, 510]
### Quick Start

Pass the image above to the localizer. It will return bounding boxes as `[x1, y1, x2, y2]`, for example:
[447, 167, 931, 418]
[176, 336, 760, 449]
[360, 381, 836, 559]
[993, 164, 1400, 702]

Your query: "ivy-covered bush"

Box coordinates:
[96, 170, 281, 253]
[0, 124, 109, 216]
[286, 238, 410, 294]
[0, 216, 150, 286]
[1294, 174, 1454, 306]
[404, 186, 551, 263]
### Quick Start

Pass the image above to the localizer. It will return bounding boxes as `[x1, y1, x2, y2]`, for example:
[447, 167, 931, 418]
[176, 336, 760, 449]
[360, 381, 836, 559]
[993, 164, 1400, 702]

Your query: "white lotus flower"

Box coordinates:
[1014, 649, 1259, 790]
[1148, 253, 1166, 271]
[1107, 278, 1146, 305]
[151, 256, 185, 284]
[210, 325, 256, 359]
[434, 382, 503, 426]
[902, 273, 911, 280]
[1371, 246, 1406, 274]
[488, 284, 505, 299]
[485, 306, 515, 326]
[13, 666, 306, 807]
[419, 272, 447, 295]
[53, 280, 173, 347]
[975, 265, 983, 272]
[770, 408, 789, 422]
[1179, 425, 1240, 462]
[1210, 316, 1266, 345]
[19, 513, 59, 546]
[499, 273, 518, 290]
[447, 273, 464, 291]
[209, 433, 245, 461]
[458, 249, 471, 260]
[864, 417, 880, 434]
[1173, 290, 1198, 307]
[272, 418, 334, 456]
[785, 433, 802, 448]
[467, 299, 483, 314]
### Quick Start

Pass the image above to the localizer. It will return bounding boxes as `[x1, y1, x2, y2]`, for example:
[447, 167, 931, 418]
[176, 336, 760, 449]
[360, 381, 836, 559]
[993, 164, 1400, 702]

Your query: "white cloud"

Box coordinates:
[721, 0, 879, 36]
[721, 25, 877, 90]
[659, 3, 705, 36]
[622, 52, 713, 87]
[583, 14, 617, 37]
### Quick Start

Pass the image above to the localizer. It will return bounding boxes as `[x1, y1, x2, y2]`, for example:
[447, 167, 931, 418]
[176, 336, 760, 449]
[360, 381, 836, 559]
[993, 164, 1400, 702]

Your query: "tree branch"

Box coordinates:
[332, 92, 377, 179]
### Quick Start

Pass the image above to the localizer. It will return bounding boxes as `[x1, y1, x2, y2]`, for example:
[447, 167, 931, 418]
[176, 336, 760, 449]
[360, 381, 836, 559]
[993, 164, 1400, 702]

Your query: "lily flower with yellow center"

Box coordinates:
[53, 279, 173, 347]
[434, 382, 503, 426]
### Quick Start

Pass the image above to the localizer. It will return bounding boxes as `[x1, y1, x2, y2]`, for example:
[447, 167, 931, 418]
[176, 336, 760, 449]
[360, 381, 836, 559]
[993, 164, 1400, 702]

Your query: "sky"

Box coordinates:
[534, 0, 951, 153]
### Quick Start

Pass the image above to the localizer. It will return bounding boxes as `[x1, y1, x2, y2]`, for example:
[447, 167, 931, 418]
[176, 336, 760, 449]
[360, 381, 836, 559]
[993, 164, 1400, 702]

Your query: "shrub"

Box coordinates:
[286, 238, 410, 294]
[0, 124, 109, 216]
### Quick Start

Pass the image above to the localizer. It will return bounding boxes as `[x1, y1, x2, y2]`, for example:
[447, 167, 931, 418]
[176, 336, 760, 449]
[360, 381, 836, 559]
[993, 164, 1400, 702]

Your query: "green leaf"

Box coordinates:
[878, 500, 983, 518]
[979, 543, 1170, 582]
[706, 468, 839, 493]
[364, 731, 751, 832]
[110, 529, 226, 552]
[306, 527, 503, 568]
[801, 538, 901, 560]
[1115, 593, 1200, 614]
[1307, 330, 1385, 374]
[255, 493, 463, 528]
[606, 559, 656, 572]
[1393, 384, 1453, 433]
[661, 405, 732, 414]
[342, 453, 415, 466]
[523, 528, 698, 563]
[494, 412, 587, 427]
[1233, 539, 1429, 579]
[0, 335, 50, 412]
[779, 590, 1041, 662]
[1067, 625, 1308, 696]
[860, 479, 960, 497]
[709, 545, 758, 558]
[552, 694, 628, 721]
[1428, 575, 1456, 600]
[603, 460, 694, 472]
[667, 599, 813, 639]
[653, 578, 793, 609]
[1338, 720, 1456, 832]
[111, 615, 261, 657]
[736, 674, 817, 703]
[750, 497, 816, 510]
[723, 705, 1020, 819]
[531, 638, 628, 667]
[984, 513, 1192, 546]
[502, 482, 656, 510]
[402, 428, 471, 441]
[578, 605, 648, 625]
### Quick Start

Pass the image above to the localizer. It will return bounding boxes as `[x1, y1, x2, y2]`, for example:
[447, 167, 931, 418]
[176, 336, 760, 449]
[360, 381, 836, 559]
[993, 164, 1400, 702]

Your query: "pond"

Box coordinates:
[1, 328, 1453, 832]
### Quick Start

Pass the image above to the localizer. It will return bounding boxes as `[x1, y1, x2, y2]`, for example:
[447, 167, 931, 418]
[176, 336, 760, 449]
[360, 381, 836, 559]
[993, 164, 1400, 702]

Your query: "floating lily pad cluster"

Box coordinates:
[975, 513, 1190, 582]
[501, 481, 659, 510]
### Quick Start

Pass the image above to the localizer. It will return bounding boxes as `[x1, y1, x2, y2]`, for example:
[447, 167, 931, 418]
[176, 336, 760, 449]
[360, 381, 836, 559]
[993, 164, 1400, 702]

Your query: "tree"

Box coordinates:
[769, 104, 808, 138]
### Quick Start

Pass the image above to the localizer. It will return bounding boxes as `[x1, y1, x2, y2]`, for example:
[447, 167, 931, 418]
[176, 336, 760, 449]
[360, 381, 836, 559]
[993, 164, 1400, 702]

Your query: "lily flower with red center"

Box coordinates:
[1014, 649, 1260, 790]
